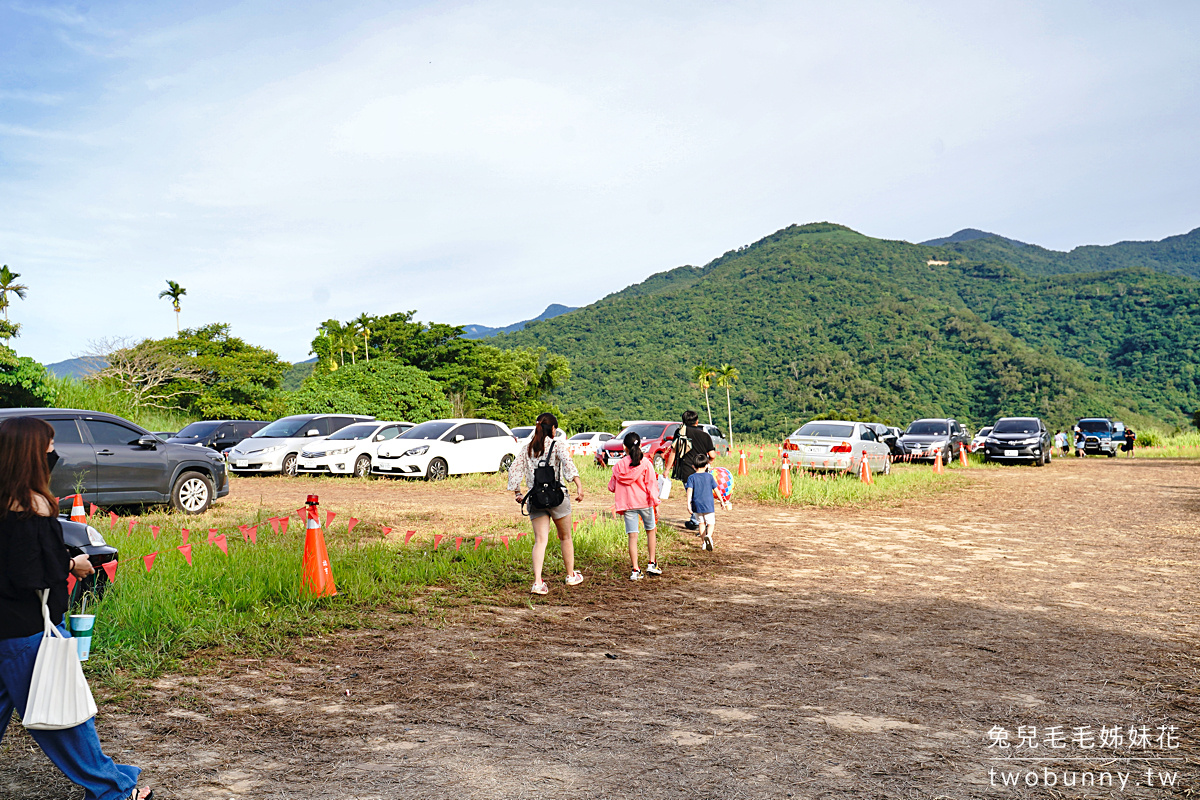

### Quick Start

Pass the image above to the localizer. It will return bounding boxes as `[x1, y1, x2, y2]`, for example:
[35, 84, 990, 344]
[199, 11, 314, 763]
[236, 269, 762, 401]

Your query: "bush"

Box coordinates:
[289, 359, 452, 421]
[0, 347, 56, 407]
[1136, 428, 1164, 447]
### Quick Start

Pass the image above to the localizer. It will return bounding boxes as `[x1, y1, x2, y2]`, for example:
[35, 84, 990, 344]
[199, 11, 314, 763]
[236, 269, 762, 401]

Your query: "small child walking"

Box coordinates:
[608, 432, 662, 581]
[685, 453, 719, 552]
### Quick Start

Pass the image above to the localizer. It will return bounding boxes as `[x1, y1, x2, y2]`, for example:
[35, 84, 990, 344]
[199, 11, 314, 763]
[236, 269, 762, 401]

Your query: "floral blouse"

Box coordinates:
[507, 433, 580, 492]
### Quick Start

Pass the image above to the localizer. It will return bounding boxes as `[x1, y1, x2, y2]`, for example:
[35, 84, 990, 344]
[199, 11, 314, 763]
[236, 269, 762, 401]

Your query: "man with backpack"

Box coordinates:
[665, 410, 716, 531]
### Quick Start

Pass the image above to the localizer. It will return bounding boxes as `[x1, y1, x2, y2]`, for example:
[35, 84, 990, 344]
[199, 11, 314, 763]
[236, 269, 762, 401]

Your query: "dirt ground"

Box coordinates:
[3, 458, 1199, 798]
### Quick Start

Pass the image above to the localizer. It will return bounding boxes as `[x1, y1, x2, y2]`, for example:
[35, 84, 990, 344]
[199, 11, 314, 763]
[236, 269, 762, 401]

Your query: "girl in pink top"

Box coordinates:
[607, 432, 661, 580]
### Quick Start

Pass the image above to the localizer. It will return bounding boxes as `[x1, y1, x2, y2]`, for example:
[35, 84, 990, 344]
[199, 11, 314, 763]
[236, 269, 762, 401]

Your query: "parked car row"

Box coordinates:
[592, 421, 730, 471]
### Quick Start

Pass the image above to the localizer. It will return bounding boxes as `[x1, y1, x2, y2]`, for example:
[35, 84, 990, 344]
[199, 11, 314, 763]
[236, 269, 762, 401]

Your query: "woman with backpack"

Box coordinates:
[507, 412, 585, 595]
[607, 432, 662, 581]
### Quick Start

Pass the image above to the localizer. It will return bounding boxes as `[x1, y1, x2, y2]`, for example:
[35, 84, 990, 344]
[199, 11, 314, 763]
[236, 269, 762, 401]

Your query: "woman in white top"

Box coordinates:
[507, 412, 585, 594]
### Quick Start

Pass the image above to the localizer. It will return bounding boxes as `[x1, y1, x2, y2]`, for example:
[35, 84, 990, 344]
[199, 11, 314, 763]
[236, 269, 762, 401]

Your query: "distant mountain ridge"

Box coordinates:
[462, 303, 577, 339]
[921, 229, 1030, 248]
[45, 357, 99, 379]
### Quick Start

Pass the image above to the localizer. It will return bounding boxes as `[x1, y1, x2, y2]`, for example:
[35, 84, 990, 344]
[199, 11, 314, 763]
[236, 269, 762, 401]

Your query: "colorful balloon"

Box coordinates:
[714, 467, 734, 500]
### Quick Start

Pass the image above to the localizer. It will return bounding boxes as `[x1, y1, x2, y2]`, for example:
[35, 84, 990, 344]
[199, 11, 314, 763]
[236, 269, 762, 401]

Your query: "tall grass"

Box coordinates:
[1129, 429, 1200, 459]
[47, 375, 196, 433]
[80, 508, 677, 693]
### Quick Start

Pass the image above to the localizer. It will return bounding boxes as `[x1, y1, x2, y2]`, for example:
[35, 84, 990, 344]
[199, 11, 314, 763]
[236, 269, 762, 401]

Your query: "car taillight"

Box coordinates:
[830, 442, 852, 453]
[783, 441, 799, 451]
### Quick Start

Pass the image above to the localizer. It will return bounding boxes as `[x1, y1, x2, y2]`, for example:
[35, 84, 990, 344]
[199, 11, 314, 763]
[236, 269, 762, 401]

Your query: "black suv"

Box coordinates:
[982, 417, 1053, 465]
[0, 408, 230, 514]
[167, 419, 268, 453]
[897, 418, 971, 464]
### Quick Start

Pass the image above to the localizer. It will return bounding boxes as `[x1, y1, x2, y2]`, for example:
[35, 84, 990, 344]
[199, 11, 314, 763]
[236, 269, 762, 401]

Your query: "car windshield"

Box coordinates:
[617, 424, 666, 441]
[398, 421, 456, 440]
[793, 422, 855, 438]
[977, 427, 993, 437]
[253, 418, 312, 438]
[905, 421, 948, 435]
[173, 421, 222, 438]
[1077, 419, 1110, 433]
[993, 419, 1038, 434]
[512, 427, 534, 437]
[569, 433, 592, 441]
[328, 423, 378, 441]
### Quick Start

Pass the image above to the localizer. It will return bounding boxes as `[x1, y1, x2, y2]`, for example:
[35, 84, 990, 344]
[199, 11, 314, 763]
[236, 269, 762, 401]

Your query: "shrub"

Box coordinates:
[289, 359, 452, 421]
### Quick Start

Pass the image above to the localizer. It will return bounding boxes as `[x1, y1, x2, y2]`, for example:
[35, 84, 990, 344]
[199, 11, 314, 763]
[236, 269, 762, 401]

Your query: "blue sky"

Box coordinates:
[2, 1, 1198, 364]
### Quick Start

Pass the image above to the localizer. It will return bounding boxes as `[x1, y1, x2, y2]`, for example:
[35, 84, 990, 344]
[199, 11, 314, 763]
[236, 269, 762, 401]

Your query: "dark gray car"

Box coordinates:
[0, 408, 230, 514]
[167, 420, 268, 453]
[897, 418, 971, 464]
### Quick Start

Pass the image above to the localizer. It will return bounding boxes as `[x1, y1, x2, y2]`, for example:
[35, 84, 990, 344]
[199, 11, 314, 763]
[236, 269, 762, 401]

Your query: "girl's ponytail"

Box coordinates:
[529, 412, 558, 458]
[623, 432, 643, 467]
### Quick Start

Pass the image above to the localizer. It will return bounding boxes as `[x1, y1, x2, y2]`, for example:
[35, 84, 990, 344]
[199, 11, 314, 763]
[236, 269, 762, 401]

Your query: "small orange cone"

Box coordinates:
[778, 453, 793, 498]
[69, 494, 86, 524]
[737, 449, 748, 476]
[301, 495, 337, 597]
[858, 451, 872, 484]
[959, 446, 968, 467]
[933, 448, 944, 474]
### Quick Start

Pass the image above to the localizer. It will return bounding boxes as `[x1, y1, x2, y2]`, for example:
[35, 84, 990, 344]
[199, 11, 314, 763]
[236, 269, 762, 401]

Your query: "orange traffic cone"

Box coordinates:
[779, 453, 793, 498]
[933, 448, 944, 474]
[959, 446, 968, 467]
[69, 494, 86, 524]
[737, 449, 748, 476]
[858, 451, 872, 484]
[301, 495, 337, 597]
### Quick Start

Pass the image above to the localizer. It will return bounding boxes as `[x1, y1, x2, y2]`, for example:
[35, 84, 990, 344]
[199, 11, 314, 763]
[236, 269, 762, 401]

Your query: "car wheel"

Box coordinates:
[942, 448, 951, 466]
[172, 471, 214, 514]
[1106, 450, 1116, 458]
[882, 457, 891, 476]
[426, 457, 449, 481]
[281, 454, 298, 477]
[499, 453, 515, 472]
[354, 455, 372, 478]
[653, 454, 665, 473]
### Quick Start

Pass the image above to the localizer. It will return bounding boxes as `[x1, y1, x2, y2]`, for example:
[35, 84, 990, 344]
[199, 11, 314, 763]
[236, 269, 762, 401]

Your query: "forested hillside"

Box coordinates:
[499, 223, 1199, 436]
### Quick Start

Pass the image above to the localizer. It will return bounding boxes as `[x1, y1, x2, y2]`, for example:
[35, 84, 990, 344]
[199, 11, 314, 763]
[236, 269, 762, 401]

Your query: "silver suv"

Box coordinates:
[228, 414, 374, 476]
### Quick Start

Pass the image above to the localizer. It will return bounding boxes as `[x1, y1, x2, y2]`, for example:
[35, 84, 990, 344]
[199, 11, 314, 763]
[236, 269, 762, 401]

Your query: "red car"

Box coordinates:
[595, 421, 682, 472]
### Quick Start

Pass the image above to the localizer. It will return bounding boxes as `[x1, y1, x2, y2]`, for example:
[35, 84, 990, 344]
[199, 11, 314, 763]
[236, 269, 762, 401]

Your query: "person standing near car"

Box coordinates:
[507, 413, 585, 595]
[0, 417, 153, 800]
[1124, 426, 1136, 458]
[665, 410, 716, 531]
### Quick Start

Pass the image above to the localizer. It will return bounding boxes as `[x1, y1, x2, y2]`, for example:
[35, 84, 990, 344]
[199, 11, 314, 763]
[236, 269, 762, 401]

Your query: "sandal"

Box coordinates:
[530, 581, 549, 595]
[564, 571, 584, 586]
[129, 788, 154, 800]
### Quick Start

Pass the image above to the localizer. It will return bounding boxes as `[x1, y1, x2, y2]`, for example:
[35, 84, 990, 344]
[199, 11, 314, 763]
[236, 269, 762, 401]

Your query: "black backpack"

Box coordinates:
[527, 440, 566, 510]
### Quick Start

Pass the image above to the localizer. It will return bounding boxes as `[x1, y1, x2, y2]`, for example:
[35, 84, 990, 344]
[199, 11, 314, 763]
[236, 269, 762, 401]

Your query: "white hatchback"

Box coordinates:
[295, 421, 414, 478]
[566, 431, 613, 456]
[372, 418, 520, 480]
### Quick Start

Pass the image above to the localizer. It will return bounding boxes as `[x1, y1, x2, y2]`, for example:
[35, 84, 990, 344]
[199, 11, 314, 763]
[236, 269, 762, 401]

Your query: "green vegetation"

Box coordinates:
[500, 223, 1199, 436]
[286, 360, 453, 420]
[46, 375, 194, 433]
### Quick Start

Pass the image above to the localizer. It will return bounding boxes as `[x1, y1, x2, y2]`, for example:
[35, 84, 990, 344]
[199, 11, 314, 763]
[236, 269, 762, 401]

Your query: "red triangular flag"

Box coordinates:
[89, 502, 98, 517]
[381, 526, 393, 537]
[515, 531, 528, 540]
[474, 536, 483, 550]
[573, 520, 579, 532]
[127, 518, 138, 534]
[101, 560, 118, 583]
[143, 552, 157, 572]
[404, 530, 416, 544]
[207, 527, 219, 544]
[181, 528, 189, 545]
[500, 535, 509, 549]
[178, 543, 192, 565]
[591, 512, 597, 523]
[348, 517, 358, 535]
[150, 525, 160, 540]
[213, 534, 228, 554]
[66, 573, 77, 594]
[268, 517, 281, 534]
[325, 510, 336, 528]
[247, 524, 257, 544]
[296, 507, 307, 522]
[433, 534, 444, 549]
[109, 510, 118, 529]
[454, 536, 463, 551]
[279, 517, 289, 535]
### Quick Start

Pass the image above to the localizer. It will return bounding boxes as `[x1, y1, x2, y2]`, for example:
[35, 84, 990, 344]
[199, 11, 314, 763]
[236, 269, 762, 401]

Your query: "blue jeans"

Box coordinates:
[0, 625, 140, 800]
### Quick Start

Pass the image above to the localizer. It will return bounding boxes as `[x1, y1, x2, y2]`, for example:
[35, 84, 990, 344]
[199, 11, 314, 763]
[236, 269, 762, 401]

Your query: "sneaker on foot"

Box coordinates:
[702, 534, 714, 551]
[645, 562, 662, 576]
[565, 570, 585, 586]
[629, 569, 643, 581]
[530, 581, 549, 595]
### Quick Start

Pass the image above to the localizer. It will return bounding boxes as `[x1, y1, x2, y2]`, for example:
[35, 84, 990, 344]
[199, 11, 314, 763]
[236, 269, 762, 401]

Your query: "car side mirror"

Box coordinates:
[453, 434, 465, 443]
[374, 434, 384, 441]
[137, 436, 158, 449]
[306, 429, 321, 436]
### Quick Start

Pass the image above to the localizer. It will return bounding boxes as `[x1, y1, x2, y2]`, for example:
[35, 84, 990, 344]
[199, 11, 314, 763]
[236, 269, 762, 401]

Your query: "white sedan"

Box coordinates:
[566, 431, 613, 456]
[372, 418, 520, 480]
[295, 421, 413, 477]
[783, 419, 892, 475]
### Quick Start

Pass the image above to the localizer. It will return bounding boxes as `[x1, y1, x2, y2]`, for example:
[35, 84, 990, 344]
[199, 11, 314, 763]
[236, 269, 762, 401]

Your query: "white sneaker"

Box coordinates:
[645, 562, 662, 576]
[702, 534, 714, 551]
[565, 570, 585, 586]
[629, 569, 643, 581]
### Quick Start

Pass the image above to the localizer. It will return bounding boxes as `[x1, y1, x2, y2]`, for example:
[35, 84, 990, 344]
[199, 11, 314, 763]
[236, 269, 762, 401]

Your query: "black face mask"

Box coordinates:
[46, 450, 60, 473]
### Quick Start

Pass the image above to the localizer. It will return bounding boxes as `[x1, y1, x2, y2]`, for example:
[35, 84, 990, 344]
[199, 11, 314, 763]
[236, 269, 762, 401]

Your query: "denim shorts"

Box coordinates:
[622, 507, 656, 534]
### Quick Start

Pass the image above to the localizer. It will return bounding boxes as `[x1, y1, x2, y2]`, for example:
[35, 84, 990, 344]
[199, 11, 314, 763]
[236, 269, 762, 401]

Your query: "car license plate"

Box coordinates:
[1004, 450, 1018, 457]
[235, 460, 248, 467]
[804, 445, 823, 454]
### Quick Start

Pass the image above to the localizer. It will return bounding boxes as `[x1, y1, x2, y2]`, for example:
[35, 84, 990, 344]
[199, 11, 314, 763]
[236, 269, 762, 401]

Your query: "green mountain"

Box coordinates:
[499, 223, 1199, 436]
[934, 227, 1200, 279]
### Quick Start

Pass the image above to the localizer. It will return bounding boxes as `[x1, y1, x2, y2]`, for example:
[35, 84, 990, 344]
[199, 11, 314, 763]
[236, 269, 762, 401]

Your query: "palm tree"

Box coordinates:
[692, 362, 716, 424]
[714, 363, 740, 449]
[158, 280, 187, 333]
[0, 266, 28, 321]
[353, 313, 373, 362]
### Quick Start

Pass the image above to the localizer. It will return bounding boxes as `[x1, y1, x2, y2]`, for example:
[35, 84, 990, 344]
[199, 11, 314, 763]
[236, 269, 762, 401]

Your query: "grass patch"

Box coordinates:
[47, 375, 196, 433]
[1129, 430, 1200, 459]
[80, 506, 681, 694]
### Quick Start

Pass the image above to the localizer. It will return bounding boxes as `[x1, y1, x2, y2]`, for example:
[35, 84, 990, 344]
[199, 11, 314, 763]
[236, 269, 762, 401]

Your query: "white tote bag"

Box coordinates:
[23, 589, 97, 730]
[657, 475, 672, 501]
